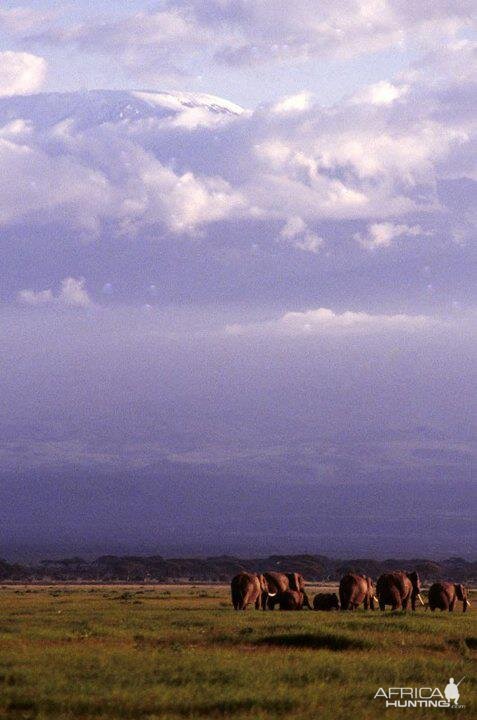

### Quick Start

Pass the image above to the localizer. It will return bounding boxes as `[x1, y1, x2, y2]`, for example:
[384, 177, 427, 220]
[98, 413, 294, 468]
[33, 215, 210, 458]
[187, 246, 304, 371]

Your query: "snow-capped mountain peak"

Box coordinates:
[132, 90, 245, 116]
[0, 89, 245, 131]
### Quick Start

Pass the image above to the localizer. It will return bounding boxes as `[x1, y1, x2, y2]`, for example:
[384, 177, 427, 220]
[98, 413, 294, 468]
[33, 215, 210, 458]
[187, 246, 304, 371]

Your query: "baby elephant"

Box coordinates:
[269, 590, 305, 610]
[313, 592, 340, 611]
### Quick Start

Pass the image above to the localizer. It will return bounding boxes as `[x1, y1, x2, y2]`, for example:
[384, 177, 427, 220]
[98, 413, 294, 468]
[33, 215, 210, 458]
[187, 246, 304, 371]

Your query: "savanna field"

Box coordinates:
[0, 585, 475, 720]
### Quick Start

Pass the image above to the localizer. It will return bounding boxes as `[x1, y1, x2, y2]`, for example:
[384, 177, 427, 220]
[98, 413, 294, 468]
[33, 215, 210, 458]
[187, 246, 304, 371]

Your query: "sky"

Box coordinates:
[0, 1, 475, 561]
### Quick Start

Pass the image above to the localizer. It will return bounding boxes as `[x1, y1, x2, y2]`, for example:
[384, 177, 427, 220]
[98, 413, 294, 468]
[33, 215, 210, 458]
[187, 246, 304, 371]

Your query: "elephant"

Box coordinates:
[262, 571, 311, 609]
[231, 572, 276, 610]
[313, 592, 340, 611]
[428, 582, 471, 612]
[268, 589, 305, 610]
[376, 571, 424, 611]
[339, 573, 377, 610]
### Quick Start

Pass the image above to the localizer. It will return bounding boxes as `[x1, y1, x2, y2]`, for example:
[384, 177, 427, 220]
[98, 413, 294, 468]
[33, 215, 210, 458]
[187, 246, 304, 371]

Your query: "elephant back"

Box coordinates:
[377, 571, 412, 599]
[231, 572, 259, 595]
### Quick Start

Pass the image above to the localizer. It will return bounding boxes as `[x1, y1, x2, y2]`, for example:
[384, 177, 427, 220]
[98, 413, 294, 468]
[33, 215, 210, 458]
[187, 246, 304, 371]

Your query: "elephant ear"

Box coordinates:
[288, 573, 301, 591]
[262, 574, 270, 592]
[455, 584, 465, 601]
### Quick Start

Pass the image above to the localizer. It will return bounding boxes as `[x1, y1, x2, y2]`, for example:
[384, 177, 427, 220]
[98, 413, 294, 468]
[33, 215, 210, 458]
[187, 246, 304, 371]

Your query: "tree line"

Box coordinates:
[1, 554, 475, 583]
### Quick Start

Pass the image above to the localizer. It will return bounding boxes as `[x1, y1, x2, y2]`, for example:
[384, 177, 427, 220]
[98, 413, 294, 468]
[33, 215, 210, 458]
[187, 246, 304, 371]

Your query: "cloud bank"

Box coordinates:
[30, 1, 475, 78]
[225, 307, 433, 336]
[18, 277, 91, 308]
[0, 39, 473, 242]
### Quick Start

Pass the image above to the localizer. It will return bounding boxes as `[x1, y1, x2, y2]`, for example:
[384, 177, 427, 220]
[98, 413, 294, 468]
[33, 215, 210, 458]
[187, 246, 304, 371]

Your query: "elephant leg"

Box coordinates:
[449, 598, 455, 612]
[363, 596, 369, 610]
[379, 600, 385, 611]
[391, 590, 402, 611]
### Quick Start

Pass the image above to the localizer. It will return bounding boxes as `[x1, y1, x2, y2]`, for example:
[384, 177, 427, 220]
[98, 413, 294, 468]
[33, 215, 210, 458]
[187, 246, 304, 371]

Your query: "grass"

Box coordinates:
[0, 584, 475, 719]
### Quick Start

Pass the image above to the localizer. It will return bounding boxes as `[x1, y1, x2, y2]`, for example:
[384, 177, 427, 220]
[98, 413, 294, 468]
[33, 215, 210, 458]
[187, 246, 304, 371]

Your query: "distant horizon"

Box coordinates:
[4, 540, 475, 566]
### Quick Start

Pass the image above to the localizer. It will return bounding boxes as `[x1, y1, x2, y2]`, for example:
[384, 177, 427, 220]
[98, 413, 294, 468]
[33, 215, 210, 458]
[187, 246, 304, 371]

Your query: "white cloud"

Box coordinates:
[354, 222, 424, 249]
[17, 278, 91, 308]
[119, 152, 248, 234]
[280, 216, 307, 238]
[17, 288, 54, 306]
[293, 234, 323, 254]
[0, 51, 46, 97]
[253, 141, 370, 218]
[353, 80, 408, 106]
[280, 216, 323, 253]
[58, 277, 91, 307]
[312, 123, 468, 184]
[272, 92, 313, 114]
[226, 307, 433, 336]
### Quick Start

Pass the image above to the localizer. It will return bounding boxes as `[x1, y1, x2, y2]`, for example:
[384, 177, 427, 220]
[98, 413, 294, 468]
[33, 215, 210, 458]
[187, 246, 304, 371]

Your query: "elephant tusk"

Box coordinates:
[417, 594, 425, 606]
[373, 595, 379, 603]
[465, 599, 471, 606]
[267, 592, 277, 597]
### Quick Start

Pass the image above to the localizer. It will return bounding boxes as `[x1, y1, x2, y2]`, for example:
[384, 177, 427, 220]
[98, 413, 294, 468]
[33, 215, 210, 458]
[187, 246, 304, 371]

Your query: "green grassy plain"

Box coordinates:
[0, 584, 475, 720]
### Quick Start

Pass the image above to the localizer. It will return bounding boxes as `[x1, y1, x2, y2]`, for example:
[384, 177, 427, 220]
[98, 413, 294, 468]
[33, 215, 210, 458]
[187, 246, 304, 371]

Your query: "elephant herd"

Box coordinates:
[231, 571, 312, 611]
[231, 571, 471, 613]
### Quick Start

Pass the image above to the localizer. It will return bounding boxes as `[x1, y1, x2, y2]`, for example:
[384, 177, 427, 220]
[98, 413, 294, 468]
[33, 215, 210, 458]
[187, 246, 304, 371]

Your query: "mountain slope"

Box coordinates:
[0, 89, 245, 130]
